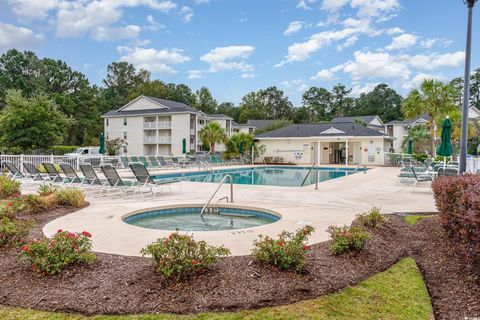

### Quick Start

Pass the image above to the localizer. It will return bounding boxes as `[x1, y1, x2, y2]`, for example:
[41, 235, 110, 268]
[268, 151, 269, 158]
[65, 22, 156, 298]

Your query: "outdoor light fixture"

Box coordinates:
[459, 0, 478, 173]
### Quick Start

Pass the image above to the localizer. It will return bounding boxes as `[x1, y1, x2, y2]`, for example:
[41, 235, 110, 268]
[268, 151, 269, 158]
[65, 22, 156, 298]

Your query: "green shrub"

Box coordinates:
[356, 207, 385, 229]
[251, 226, 314, 272]
[0, 194, 24, 219]
[38, 183, 58, 197]
[24, 194, 57, 214]
[0, 217, 31, 247]
[54, 188, 85, 207]
[412, 153, 428, 163]
[141, 232, 230, 280]
[327, 225, 370, 255]
[0, 176, 21, 199]
[19, 230, 96, 275]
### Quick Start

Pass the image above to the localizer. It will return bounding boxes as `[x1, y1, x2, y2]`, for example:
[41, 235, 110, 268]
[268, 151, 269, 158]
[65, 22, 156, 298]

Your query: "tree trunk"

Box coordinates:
[211, 143, 215, 153]
[430, 113, 436, 157]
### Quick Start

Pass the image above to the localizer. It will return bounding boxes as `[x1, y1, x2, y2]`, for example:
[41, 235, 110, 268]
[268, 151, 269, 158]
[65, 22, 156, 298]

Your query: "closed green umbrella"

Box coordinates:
[99, 132, 105, 155]
[436, 117, 453, 168]
[407, 138, 413, 155]
[239, 141, 244, 155]
[182, 138, 187, 154]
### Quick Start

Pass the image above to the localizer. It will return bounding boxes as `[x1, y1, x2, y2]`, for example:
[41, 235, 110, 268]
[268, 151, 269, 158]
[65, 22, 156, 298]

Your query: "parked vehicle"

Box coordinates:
[64, 147, 101, 157]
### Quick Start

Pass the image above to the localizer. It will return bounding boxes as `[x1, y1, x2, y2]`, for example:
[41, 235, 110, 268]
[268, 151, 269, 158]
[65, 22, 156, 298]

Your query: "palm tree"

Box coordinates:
[402, 79, 457, 156]
[199, 122, 227, 153]
[401, 125, 430, 154]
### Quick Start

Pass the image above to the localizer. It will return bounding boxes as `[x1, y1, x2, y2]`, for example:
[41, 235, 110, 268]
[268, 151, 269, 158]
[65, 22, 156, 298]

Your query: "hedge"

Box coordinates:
[432, 174, 480, 274]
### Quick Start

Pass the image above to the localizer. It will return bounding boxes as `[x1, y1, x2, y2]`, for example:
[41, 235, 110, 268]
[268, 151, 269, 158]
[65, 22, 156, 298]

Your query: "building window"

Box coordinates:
[123, 146, 128, 154]
[106, 119, 109, 127]
[123, 132, 127, 140]
[106, 132, 109, 140]
[123, 118, 127, 126]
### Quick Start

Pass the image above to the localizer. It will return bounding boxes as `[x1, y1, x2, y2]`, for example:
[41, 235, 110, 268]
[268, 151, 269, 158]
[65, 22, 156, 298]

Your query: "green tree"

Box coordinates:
[226, 133, 254, 155]
[302, 87, 332, 122]
[402, 79, 457, 156]
[255, 119, 293, 134]
[126, 80, 167, 101]
[217, 102, 240, 122]
[196, 87, 217, 113]
[0, 90, 72, 151]
[352, 84, 403, 122]
[238, 91, 267, 123]
[330, 84, 354, 118]
[469, 68, 480, 109]
[259, 86, 294, 120]
[103, 62, 149, 106]
[165, 83, 197, 107]
[402, 125, 430, 154]
[199, 122, 227, 153]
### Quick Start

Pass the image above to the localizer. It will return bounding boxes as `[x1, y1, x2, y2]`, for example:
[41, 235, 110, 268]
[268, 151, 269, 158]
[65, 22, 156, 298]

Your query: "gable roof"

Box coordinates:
[331, 115, 380, 125]
[385, 115, 429, 126]
[232, 121, 255, 128]
[246, 119, 276, 129]
[255, 122, 388, 139]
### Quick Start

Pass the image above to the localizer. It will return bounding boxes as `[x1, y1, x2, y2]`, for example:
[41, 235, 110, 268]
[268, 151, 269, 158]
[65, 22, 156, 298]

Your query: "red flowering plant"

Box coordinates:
[0, 217, 31, 247]
[0, 175, 21, 199]
[0, 195, 25, 219]
[251, 225, 314, 272]
[141, 232, 230, 281]
[327, 225, 370, 255]
[19, 229, 96, 275]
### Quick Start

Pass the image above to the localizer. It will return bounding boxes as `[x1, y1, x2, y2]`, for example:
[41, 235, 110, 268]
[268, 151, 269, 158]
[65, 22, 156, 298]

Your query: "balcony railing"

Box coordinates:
[144, 136, 157, 144]
[158, 136, 172, 144]
[143, 122, 157, 129]
[158, 121, 172, 129]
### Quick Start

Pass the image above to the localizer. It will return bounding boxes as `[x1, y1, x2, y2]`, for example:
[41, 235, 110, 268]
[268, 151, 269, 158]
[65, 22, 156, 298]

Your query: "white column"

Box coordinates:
[345, 139, 349, 166]
[317, 140, 320, 164]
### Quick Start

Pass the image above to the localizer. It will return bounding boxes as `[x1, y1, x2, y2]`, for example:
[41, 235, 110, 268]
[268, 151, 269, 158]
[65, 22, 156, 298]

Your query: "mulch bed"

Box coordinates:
[0, 208, 479, 319]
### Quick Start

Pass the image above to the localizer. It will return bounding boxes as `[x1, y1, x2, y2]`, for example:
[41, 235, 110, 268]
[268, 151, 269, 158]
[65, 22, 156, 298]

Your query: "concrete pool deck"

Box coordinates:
[41, 166, 436, 256]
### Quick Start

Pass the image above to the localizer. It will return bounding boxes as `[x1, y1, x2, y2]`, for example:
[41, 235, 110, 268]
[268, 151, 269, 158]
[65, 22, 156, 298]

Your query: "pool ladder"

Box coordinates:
[200, 174, 234, 217]
[301, 163, 319, 190]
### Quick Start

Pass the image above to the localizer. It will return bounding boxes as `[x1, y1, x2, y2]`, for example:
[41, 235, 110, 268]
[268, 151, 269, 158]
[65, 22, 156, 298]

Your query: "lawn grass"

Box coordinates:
[404, 215, 435, 226]
[0, 257, 433, 320]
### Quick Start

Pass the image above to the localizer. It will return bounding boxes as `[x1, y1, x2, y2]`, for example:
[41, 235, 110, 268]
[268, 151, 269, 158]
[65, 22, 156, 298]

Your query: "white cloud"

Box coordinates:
[351, 82, 379, 96]
[193, 0, 209, 3]
[201, 45, 255, 72]
[284, 21, 303, 36]
[340, 51, 411, 80]
[117, 46, 190, 74]
[282, 79, 309, 91]
[297, 0, 316, 10]
[0, 23, 44, 51]
[146, 15, 165, 31]
[240, 73, 256, 78]
[337, 36, 358, 51]
[310, 69, 334, 80]
[351, 0, 400, 18]
[402, 73, 445, 90]
[8, 0, 59, 20]
[385, 33, 418, 50]
[188, 70, 204, 79]
[408, 51, 465, 70]
[9, 0, 177, 41]
[180, 6, 194, 23]
[321, 0, 349, 12]
[386, 27, 404, 35]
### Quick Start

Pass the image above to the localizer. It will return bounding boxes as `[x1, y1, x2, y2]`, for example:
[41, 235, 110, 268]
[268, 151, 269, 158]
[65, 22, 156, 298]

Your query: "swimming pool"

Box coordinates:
[152, 166, 365, 187]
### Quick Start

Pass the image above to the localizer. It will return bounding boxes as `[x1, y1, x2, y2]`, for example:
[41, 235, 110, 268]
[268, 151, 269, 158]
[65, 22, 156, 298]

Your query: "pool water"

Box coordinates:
[124, 206, 280, 231]
[152, 166, 364, 187]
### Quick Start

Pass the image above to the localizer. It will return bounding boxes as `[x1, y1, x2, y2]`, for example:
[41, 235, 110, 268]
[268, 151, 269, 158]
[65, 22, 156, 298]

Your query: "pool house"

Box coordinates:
[255, 122, 392, 166]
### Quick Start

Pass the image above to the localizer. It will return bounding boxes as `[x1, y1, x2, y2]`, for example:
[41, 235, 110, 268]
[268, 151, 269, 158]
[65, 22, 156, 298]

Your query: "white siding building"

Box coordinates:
[102, 96, 233, 156]
[255, 122, 392, 166]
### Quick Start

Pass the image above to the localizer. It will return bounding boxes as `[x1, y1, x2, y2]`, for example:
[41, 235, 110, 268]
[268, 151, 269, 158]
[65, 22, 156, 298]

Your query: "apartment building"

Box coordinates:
[102, 95, 233, 156]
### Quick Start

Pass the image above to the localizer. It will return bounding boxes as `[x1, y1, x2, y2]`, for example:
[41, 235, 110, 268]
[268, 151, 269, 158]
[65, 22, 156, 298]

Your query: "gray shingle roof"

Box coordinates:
[385, 115, 429, 125]
[246, 119, 276, 129]
[331, 115, 378, 124]
[232, 121, 255, 127]
[255, 122, 388, 138]
[102, 96, 201, 117]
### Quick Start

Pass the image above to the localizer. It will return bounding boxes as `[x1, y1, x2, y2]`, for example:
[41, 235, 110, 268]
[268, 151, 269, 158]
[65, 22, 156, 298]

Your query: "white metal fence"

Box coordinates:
[383, 152, 480, 173]
[0, 154, 122, 172]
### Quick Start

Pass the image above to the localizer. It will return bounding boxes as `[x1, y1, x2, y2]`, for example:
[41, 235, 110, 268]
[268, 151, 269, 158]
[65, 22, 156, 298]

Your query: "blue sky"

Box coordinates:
[0, 0, 478, 106]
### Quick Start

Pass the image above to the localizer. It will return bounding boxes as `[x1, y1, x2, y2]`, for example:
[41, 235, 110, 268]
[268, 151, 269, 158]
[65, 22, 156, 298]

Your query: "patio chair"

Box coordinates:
[138, 156, 150, 168]
[100, 164, 141, 198]
[59, 162, 84, 185]
[23, 161, 47, 181]
[410, 166, 433, 190]
[128, 162, 180, 197]
[157, 156, 171, 167]
[437, 167, 458, 177]
[130, 156, 140, 163]
[41, 163, 63, 182]
[164, 157, 175, 167]
[79, 164, 107, 188]
[148, 156, 161, 167]
[1, 161, 25, 180]
[120, 156, 130, 169]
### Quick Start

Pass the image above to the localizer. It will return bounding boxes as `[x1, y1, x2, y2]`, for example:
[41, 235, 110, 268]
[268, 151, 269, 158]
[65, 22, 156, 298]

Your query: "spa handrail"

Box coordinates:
[200, 174, 234, 217]
[301, 163, 317, 187]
